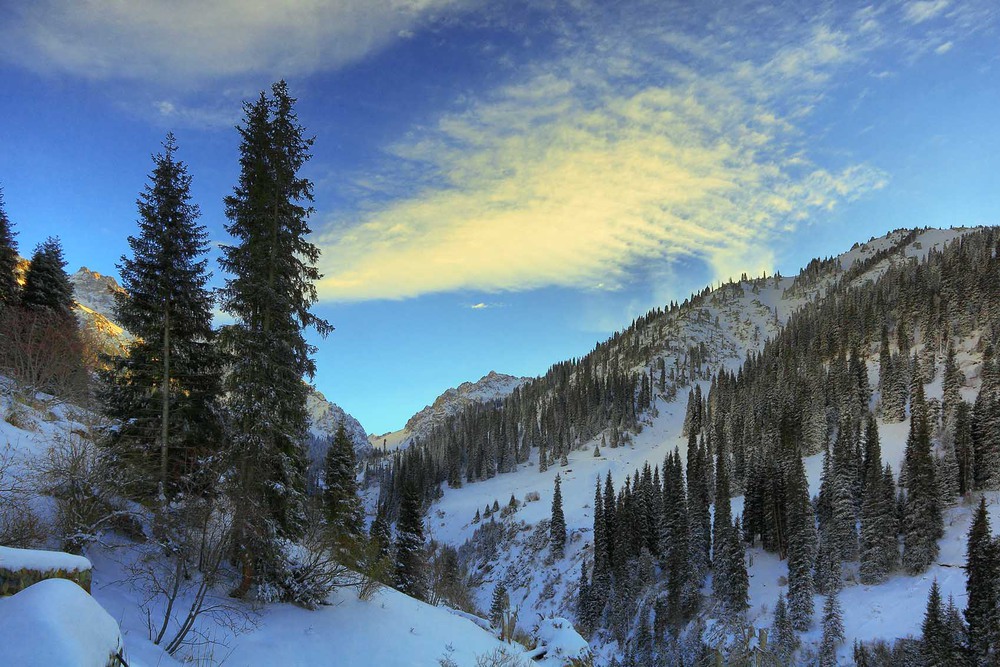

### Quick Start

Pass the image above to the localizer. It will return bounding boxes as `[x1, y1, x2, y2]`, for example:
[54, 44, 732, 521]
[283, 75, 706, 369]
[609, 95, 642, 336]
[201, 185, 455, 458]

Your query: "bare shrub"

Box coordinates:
[35, 428, 136, 553]
[128, 497, 255, 657]
[475, 646, 527, 667]
[0, 443, 45, 547]
[0, 308, 89, 402]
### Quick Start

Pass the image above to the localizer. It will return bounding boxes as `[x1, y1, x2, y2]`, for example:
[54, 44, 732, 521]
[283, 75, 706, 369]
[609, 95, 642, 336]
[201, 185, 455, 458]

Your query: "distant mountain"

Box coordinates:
[368, 370, 530, 451]
[66, 266, 369, 456]
[306, 389, 370, 457]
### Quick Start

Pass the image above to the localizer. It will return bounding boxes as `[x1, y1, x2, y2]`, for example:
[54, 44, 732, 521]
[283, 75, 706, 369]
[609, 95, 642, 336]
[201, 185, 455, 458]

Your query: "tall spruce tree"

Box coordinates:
[964, 497, 998, 663]
[394, 483, 427, 600]
[323, 420, 364, 542]
[219, 82, 333, 595]
[21, 237, 74, 319]
[921, 579, 955, 667]
[903, 383, 942, 574]
[550, 473, 567, 558]
[819, 590, 845, 667]
[103, 134, 220, 498]
[0, 188, 18, 307]
[859, 455, 898, 584]
[771, 592, 798, 666]
[785, 449, 817, 631]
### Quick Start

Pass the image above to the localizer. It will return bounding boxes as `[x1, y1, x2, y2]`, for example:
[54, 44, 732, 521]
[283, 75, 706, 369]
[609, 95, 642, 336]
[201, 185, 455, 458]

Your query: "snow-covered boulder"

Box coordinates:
[528, 617, 592, 666]
[0, 546, 93, 595]
[0, 578, 123, 667]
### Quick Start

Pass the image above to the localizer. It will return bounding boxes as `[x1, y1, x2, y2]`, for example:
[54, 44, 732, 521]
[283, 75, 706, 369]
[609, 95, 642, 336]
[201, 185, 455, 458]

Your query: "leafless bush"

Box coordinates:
[128, 498, 255, 658]
[474, 646, 527, 667]
[0, 443, 45, 547]
[0, 308, 90, 402]
[35, 428, 137, 552]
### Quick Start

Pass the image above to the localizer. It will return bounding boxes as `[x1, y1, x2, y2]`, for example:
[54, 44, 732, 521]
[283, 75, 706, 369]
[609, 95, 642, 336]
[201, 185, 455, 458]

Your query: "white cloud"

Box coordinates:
[935, 41, 954, 54]
[0, 0, 466, 85]
[904, 0, 950, 24]
[312, 8, 891, 302]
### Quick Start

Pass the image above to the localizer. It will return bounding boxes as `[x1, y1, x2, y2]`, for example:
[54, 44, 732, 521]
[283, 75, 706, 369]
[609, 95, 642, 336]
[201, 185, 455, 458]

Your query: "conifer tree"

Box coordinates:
[819, 590, 845, 667]
[103, 134, 220, 498]
[964, 497, 998, 663]
[715, 518, 748, 624]
[21, 237, 74, 318]
[771, 592, 798, 666]
[324, 420, 364, 542]
[921, 579, 954, 666]
[954, 401, 974, 496]
[785, 450, 816, 631]
[0, 188, 18, 307]
[489, 580, 509, 627]
[550, 473, 566, 558]
[903, 383, 942, 574]
[942, 342, 964, 422]
[859, 456, 898, 584]
[592, 481, 609, 594]
[394, 483, 427, 600]
[370, 504, 392, 562]
[219, 82, 333, 594]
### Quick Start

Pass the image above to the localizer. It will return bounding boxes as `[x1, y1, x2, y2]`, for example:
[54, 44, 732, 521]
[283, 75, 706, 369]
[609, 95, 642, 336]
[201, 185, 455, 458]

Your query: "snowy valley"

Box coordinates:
[3, 226, 1000, 666]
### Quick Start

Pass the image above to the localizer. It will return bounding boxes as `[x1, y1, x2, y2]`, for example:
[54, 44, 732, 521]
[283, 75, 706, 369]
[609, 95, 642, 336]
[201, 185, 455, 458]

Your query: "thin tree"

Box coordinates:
[550, 473, 567, 558]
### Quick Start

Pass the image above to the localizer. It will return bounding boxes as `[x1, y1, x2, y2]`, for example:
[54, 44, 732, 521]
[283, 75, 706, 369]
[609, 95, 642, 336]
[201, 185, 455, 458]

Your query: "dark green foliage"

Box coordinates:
[860, 432, 899, 584]
[21, 237, 74, 319]
[714, 518, 748, 625]
[394, 484, 426, 600]
[921, 579, 957, 667]
[489, 580, 509, 627]
[219, 82, 332, 594]
[771, 592, 798, 666]
[954, 401, 974, 496]
[972, 350, 1000, 491]
[902, 383, 942, 574]
[324, 420, 364, 542]
[550, 473, 566, 558]
[102, 134, 221, 498]
[370, 504, 392, 562]
[819, 590, 845, 667]
[0, 188, 18, 306]
[964, 497, 998, 663]
[785, 450, 816, 631]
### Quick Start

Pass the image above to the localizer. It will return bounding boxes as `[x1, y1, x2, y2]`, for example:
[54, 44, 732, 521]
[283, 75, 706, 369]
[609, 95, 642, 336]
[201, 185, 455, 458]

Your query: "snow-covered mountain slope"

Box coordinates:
[368, 370, 529, 451]
[387, 226, 984, 665]
[305, 389, 370, 456]
[65, 266, 370, 456]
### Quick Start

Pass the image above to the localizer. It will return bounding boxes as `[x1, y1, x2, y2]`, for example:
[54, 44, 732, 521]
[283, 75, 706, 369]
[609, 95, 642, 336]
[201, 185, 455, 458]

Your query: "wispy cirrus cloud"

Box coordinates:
[312, 1, 901, 302]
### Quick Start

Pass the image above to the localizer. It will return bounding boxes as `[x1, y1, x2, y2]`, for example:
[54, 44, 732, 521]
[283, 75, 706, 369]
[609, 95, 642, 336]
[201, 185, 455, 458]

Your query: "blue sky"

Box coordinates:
[1, 0, 999, 434]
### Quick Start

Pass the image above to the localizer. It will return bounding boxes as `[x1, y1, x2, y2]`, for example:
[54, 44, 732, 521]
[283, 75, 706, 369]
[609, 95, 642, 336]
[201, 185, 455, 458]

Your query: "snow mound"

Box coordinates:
[530, 617, 592, 666]
[0, 578, 122, 667]
[225, 581, 510, 666]
[0, 546, 91, 574]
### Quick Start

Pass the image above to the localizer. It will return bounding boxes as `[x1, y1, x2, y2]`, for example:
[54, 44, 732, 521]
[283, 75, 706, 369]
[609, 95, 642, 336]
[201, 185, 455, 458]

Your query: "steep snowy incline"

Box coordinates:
[401, 226, 982, 664]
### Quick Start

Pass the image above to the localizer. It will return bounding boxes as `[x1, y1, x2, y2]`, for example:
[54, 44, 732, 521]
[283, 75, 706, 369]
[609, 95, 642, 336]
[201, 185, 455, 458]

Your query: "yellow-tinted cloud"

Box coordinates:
[314, 64, 887, 301]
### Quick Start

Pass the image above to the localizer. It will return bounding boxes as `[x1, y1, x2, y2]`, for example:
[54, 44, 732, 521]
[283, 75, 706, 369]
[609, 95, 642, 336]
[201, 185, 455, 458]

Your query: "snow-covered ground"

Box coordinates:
[0, 227, 987, 666]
